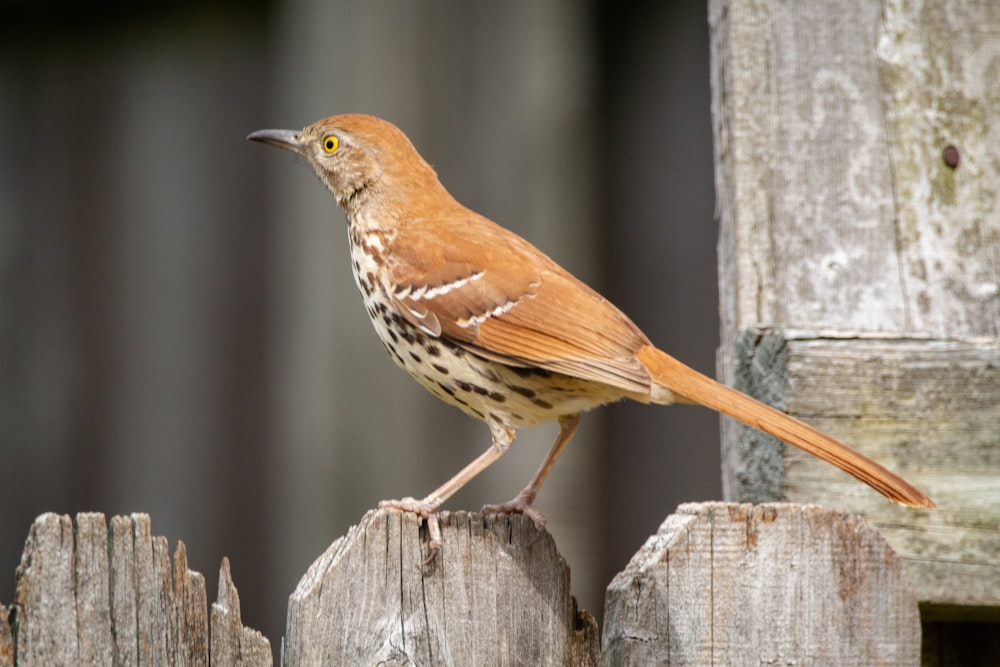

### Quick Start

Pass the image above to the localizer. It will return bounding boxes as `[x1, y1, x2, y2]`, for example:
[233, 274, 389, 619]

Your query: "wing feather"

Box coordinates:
[385, 213, 653, 394]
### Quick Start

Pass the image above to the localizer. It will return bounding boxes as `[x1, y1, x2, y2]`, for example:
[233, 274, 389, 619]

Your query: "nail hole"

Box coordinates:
[942, 145, 960, 169]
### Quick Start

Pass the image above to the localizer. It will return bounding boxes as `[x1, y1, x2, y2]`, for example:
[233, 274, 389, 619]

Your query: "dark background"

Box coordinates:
[0, 0, 718, 654]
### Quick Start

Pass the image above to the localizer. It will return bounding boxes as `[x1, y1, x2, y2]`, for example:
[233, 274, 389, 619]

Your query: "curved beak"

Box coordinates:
[247, 128, 302, 153]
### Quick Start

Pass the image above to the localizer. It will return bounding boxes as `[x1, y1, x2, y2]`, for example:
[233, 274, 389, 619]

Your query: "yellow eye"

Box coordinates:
[322, 135, 339, 153]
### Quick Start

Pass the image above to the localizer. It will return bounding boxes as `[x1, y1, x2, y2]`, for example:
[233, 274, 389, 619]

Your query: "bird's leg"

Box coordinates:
[481, 413, 581, 529]
[379, 421, 516, 551]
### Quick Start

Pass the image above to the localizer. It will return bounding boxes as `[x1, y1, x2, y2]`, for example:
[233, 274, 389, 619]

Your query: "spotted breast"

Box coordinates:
[347, 225, 618, 437]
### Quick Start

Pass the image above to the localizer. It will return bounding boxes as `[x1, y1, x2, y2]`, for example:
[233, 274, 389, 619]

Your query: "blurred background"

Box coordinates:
[0, 0, 717, 653]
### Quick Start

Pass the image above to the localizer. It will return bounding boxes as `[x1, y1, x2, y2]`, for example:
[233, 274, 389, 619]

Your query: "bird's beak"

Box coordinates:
[247, 128, 302, 153]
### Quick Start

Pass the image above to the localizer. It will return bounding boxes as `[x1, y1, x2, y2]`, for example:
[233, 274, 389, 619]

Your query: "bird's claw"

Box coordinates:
[379, 497, 445, 567]
[481, 491, 546, 530]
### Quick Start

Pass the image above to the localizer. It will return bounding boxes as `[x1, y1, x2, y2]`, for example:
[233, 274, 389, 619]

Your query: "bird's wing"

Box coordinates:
[384, 213, 653, 394]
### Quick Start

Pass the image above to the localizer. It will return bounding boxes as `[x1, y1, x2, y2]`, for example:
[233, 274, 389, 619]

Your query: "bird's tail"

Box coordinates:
[636, 344, 936, 509]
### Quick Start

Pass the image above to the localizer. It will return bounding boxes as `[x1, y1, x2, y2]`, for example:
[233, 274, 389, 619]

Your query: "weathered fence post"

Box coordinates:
[0, 513, 269, 667]
[282, 509, 600, 666]
[708, 0, 1000, 652]
[603, 502, 921, 665]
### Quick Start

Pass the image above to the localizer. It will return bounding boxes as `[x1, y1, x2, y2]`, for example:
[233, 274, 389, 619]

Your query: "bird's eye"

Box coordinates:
[322, 135, 340, 154]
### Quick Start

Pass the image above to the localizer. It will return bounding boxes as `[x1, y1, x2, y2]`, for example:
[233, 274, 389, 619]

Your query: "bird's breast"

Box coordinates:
[346, 226, 620, 428]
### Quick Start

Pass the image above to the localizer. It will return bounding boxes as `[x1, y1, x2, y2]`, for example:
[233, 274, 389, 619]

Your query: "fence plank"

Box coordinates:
[602, 502, 921, 666]
[4, 513, 268, 666]
[282, 508, 600, 666]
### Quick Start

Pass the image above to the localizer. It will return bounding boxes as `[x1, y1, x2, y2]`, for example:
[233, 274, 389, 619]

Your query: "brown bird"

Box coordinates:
[248, 114, 934, 547]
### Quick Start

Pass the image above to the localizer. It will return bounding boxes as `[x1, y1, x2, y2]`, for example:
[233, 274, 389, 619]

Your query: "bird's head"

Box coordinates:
[248, 113, 445, 215]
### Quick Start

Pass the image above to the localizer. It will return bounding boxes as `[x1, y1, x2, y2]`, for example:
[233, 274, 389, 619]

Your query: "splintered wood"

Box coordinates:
[0, 513, 269, 667]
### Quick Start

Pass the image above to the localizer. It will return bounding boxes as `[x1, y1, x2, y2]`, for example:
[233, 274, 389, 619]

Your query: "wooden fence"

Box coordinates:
[710, 2, 1000, 663]
[1, 504, 924, 665]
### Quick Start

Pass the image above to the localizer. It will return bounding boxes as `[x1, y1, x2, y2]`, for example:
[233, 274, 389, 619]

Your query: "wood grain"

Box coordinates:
[2, 505, 936, 664]
[212, 558, 272, 667]
[787, 335, 998, 612]
[283, 508, 599, 666]
[4, 513, 268, 666]
[710, 0, 999, 339]
[603, 502, 921, 666]
[709, 0, 1000, 618]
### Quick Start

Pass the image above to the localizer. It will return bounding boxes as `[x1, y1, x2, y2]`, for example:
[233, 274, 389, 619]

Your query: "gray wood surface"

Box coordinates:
[282, 508, 600, 666]
[213, 558, 273, 667]
[709, 0, 999, 338]
[724, 333, 1000, 613]
[3, 513, 268, 666]
[709, 0, 1000, 617]
[603, 502, 921, 666]
[783, 336, 1000, 612]
[3, 505, 929, 665]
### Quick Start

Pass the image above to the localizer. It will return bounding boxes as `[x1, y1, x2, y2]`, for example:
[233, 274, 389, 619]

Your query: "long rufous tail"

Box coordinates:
[636, 345, 936, 508]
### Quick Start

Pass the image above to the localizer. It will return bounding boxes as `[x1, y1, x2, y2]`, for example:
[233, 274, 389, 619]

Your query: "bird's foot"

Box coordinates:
[481, 490, 546, 530]
[379, 497, 444, 567]
[378, 495, 441, 517]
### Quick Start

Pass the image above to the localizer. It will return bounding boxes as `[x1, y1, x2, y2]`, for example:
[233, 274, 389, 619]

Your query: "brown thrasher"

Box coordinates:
[248, 114, 934, 547]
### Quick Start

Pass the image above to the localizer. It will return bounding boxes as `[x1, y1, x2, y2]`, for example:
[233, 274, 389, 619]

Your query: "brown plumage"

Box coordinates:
[248, 114, 934, 546]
